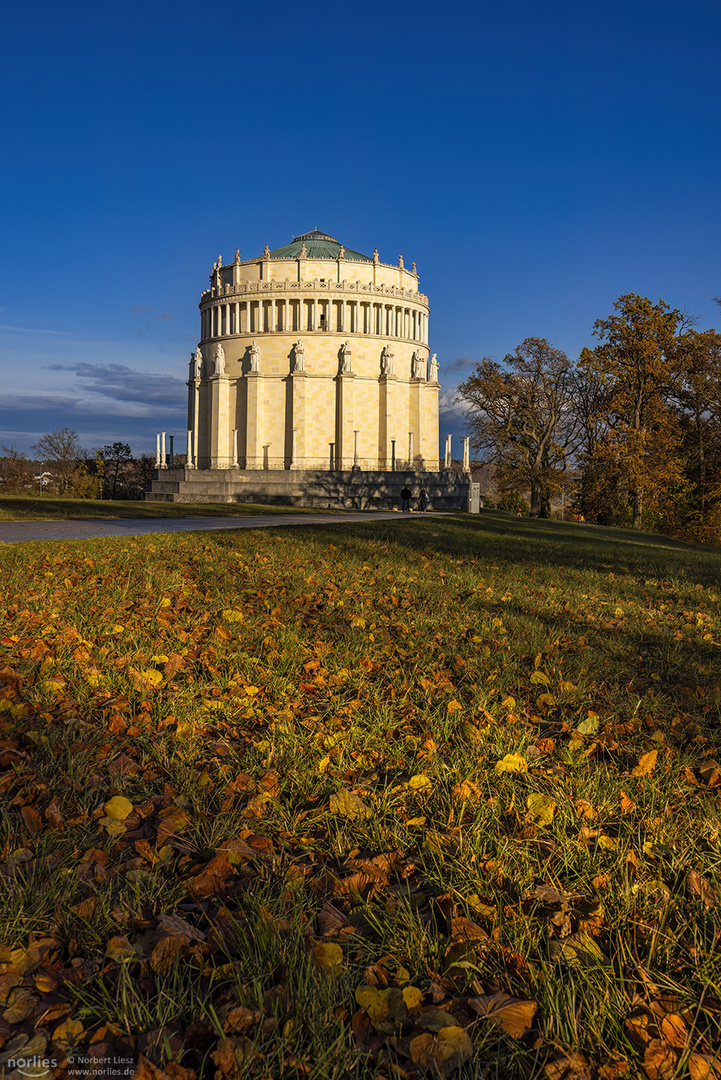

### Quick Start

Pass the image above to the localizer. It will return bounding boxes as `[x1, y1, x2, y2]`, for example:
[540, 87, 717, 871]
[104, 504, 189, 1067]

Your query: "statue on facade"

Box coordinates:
[299, 243, 307, 258]
[193, 347, 204, 379]
[338, 244, 345, 258]
[429, 353, 439, 382]
[412, 261, 417, 274]
[340, 341, 352, 373]
[412, 351, 425, 379]
[293, 340, 305, 371]
[380, 344, 394, 376]
[263, 244, 270, 258]
[249, 340, 261, 372]
[213, 343, 226, 375]
[234, 248, 240, 263]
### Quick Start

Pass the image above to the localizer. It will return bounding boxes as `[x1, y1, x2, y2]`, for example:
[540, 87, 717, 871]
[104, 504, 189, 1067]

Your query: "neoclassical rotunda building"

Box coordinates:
[148, 231, 467, 507]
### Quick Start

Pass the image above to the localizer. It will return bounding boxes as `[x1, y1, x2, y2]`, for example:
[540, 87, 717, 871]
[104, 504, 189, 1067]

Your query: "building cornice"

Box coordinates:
[200, 280, 429, 307]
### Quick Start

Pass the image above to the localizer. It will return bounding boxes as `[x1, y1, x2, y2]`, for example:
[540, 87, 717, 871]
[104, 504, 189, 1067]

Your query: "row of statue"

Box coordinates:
[191, 344, 438, 381]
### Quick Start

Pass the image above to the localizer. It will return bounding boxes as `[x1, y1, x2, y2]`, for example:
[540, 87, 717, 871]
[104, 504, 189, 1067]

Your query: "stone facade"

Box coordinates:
[187, 231, 438, 472]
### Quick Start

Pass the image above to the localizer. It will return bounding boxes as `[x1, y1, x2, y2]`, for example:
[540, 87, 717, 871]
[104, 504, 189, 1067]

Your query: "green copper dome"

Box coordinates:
[262, 230, 373, 263]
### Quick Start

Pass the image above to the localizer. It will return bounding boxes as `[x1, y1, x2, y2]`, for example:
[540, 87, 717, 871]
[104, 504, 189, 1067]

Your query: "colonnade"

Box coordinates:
[200, 298, 428, 344]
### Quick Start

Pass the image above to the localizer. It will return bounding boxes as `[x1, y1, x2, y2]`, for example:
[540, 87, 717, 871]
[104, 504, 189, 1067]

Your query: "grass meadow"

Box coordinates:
[1, 511, 721, 1079]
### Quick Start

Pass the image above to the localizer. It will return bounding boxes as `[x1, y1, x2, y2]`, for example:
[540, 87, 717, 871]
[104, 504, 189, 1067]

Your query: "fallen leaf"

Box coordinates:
[470, 993, 537, 1037]
[495, 753, 527, 774]
[642, 1039, 678, 1080]
[410, 1026, 473, 1078]
[632, 750, 658, 778]
[329, 788, 371, 819]
[312, 941, 344, 974]
[687, 869, 718, 909]
[525, 793, 556, 827]
[103, 795, 134, 821]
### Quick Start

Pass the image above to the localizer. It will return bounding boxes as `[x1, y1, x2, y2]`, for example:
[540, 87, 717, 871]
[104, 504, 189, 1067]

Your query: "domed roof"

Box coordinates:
[263, 230, 373, 263]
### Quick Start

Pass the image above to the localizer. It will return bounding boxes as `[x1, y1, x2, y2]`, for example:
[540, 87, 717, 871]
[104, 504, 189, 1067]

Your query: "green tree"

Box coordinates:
[458, 337, 577, 517]
[101, 441, 133, 500]
[580, 295, 684, 530]
[672, 328, 721, 533]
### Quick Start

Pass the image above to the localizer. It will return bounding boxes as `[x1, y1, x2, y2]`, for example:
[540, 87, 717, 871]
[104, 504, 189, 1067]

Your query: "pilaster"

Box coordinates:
[209, 375, 232, 468]
[335, 372, 357, 470]
[288, 370, 308, 468]
[379, 374, 400, 470]
[244, 371, 265, 469]
[409, 376, 425, 469]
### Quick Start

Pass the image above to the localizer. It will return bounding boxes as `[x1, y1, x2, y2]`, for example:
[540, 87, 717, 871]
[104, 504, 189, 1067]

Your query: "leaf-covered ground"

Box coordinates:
[1, 512, 721, 1080]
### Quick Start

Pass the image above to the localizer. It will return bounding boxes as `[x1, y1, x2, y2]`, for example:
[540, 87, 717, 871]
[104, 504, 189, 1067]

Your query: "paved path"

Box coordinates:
[0, 511, 434, 545]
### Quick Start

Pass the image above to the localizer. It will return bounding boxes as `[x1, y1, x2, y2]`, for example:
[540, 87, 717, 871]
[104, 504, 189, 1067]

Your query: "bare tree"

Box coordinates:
[31, 428, 83, 495]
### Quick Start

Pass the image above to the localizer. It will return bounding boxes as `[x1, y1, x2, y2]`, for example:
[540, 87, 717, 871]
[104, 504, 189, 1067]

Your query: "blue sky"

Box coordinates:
[1, 0, 719, 458]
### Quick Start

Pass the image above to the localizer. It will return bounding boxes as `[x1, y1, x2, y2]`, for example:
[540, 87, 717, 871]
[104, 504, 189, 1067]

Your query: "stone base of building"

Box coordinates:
[146, 467, 470, 511]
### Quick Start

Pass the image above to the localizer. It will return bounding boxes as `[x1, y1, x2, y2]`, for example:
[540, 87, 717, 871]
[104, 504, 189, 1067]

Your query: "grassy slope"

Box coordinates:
[0, 495, 325, 521]
[0, 511, 720, 1078]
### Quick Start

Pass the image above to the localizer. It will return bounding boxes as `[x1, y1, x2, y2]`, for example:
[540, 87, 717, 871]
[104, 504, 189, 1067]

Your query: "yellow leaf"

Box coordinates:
[598, 834, 618, 850]
[495, 753, 527, 774]
[356, 984, 390, 1022]
[312, 941, 343, 974]
[150, 654, 169, 664]
[525, 793, 556, 827]
[530, 670, 550, 685]
[141, 668, 163, 686]
[112, 624, 125, 634]
[632, 750, 658, 777]
[222, 609, 245, 623]
[408, 773, 433, 792]
[500, 695, 516, 709]
[317, 754, 330, 774]
[104, 795, 133, 820]
[329, 788, 371, 819]
[43, 678, 66, 694]
[410, 1027, 473, 1076]
[105, 935, 137, 963]
[447, 699, 463, 713]
[52, 1016, 85, 1049]
[538, 693, 557, 707]
[402, 985, 425, 1011]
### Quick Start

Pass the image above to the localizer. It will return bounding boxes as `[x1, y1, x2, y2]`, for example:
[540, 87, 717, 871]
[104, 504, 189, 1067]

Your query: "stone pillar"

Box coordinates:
[341, 300, 346, 332]
[155, 433, 161, 468]
[288, 370, 307, 469]
[335, 372, 356, 470]
[462, 436, 470, 473]
[391, 439, 396, 471]
[232, 429, 239, 468]
[285, 299, 290, 333]
[244, 371, 265, 469]
[408, 431, 414, 471]
[445, 434, 452, 469]
[209, 376, 232, 468]
[409, 371, 425, 469]
[379, 373, 399, 471]
[193, 380, 201, 467]
[313, 298, 318, 331]
[186, 429, 194, 469]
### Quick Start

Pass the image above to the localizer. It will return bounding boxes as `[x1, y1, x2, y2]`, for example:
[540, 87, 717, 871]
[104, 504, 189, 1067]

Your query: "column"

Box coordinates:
[327, 298, 332, 331]
[379, 372, 399, 470]
[445, 434, 452, 469]
[155, 433, 161, 468]
[462, 436, 470, 473]
[288, 370, 308, 469]
[408, 431, 414, 470]
[341, 300, 346, 332]
[244, 371, 265, 469]
[193, 380, 201, 467]
[335, 371, 356, 470]
[409, 364, 425, 468]
[160, 432, 167, 469]
[244, 301, 250, 333]
[186, 429, 194, 469]
[313, 298, 318, 330]
[285, 299, 290, 334]
[209, 376, 232, 468]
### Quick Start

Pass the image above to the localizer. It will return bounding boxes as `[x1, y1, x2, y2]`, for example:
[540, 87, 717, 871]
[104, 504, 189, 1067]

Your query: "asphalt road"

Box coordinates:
[0, 510, 434, 544]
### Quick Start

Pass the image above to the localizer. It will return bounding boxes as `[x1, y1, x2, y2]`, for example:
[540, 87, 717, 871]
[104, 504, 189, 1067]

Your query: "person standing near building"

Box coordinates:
[419, 486, 428, 512]
[400, 485, 412, 512]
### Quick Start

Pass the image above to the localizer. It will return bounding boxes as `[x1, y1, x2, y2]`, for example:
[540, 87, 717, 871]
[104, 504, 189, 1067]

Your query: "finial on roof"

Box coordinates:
[412, 261, 417, 275]
[235, 248, 240, 263]
[398, 253, 404, 268]
[373, 248, 379, 264]
[218, 254, 222, 266]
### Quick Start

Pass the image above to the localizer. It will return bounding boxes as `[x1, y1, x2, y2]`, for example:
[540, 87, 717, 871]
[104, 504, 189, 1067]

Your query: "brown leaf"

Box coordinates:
[469, 993, 537, 1037]
[150, 935, 188, 976]
[224, 1006, 262, 1034]
[108, 753, 140, 777]
[687, 869, 719, 909]
[156, 806, 191, 846]
[156, 913, 206, 941]
[660, 1013, 687, 1048]
[688, 1053, 721, 1080]
[642, 1039, 678, 1080]
[544, 1052, 592, 1080]
[619, 790, 636, 813]
[21, 804, 43, 834]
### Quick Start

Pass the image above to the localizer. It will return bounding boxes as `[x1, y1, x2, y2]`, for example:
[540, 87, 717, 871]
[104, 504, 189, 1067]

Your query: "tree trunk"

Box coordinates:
[529, 479, 541, 517]
[632, 489, 643, 530]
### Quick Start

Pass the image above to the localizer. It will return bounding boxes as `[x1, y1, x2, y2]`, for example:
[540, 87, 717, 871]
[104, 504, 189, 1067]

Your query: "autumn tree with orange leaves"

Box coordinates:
[576, 295, 686, 530]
